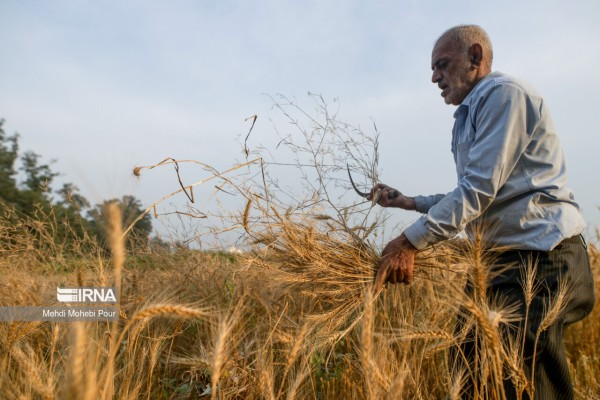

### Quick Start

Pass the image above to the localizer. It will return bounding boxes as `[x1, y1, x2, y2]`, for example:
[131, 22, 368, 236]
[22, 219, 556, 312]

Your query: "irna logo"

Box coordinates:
[56, 287, 118, 303]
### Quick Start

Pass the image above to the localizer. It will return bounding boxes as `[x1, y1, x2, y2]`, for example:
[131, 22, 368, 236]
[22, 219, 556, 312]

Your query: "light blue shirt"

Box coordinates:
[403, 72, 585, 251]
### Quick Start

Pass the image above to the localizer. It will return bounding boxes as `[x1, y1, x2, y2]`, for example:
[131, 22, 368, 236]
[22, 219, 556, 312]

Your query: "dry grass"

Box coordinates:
[0, 96, 597, 399]
[1, 205, 597, 399]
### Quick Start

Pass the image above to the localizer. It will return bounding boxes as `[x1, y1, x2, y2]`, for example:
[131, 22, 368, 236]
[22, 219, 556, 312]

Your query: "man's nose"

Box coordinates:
[432, 69, 441, 83]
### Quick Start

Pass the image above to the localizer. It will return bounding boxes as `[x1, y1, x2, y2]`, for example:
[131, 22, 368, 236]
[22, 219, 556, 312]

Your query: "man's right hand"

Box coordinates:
[367, 183, 416, 210]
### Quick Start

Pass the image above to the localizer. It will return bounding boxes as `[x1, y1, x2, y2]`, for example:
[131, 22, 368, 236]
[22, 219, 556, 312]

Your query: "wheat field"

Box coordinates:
[1, 98, 598, 399]
[0, 199, 598, 399]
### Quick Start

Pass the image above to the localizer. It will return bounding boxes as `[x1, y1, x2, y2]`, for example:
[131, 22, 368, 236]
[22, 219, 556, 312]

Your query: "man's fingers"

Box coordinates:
[373, 264, 389, 292]
[388, 268, 397, 285]
[371, 189, 381, 205]
[366, 188, 378, 201]
[395, 269, 404, 285]
[402, 255, 414, 284]
[367, 184, 389, 201]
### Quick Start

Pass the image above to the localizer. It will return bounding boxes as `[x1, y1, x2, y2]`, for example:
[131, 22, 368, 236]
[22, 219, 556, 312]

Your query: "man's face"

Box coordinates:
[431, 36, 478, 105]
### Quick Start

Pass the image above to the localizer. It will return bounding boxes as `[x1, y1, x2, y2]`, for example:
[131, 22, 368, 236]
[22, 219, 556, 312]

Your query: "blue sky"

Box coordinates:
[1, 0, 599, 240]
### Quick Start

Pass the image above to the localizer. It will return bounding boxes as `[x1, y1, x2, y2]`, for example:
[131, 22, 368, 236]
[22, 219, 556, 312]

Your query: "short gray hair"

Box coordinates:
[437, 25, 493, 66]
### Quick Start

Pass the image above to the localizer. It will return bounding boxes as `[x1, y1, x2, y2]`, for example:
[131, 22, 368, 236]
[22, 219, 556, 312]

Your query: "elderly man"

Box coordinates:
[370, 25, 595, 399]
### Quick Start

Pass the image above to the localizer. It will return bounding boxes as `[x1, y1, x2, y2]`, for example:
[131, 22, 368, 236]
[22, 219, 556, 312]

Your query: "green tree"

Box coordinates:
[57, 183, 91, 211]
[0, 119, 92, 252]
[20, 150, 58, 193]
[87, 195, 153, 249]
[0, 119, 19, 205]
[13, 150, 59, 215]
[0, 118, 152, 252]
[53, 183, 93, 248]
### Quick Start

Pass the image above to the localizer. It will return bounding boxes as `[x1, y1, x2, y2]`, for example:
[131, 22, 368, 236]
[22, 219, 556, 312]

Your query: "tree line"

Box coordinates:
[0, 119, 153, 250]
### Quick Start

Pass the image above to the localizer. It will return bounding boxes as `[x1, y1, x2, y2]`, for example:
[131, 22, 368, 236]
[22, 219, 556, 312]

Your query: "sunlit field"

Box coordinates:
[1, 98, 598, 399]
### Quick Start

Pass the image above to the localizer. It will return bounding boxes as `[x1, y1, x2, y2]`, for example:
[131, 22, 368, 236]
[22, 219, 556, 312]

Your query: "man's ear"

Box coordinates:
[469, 43, 483, 67]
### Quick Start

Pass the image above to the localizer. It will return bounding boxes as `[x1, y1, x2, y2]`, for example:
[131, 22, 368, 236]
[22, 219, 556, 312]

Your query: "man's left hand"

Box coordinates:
[373, 233, 417, 292]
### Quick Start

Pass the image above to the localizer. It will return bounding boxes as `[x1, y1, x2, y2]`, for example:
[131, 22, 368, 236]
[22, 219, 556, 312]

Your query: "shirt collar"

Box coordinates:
[453, 71, 498, 118]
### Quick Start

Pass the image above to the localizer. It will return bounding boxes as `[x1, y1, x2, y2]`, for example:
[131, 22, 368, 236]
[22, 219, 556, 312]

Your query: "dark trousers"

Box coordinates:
[454, 235, 595, 400]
